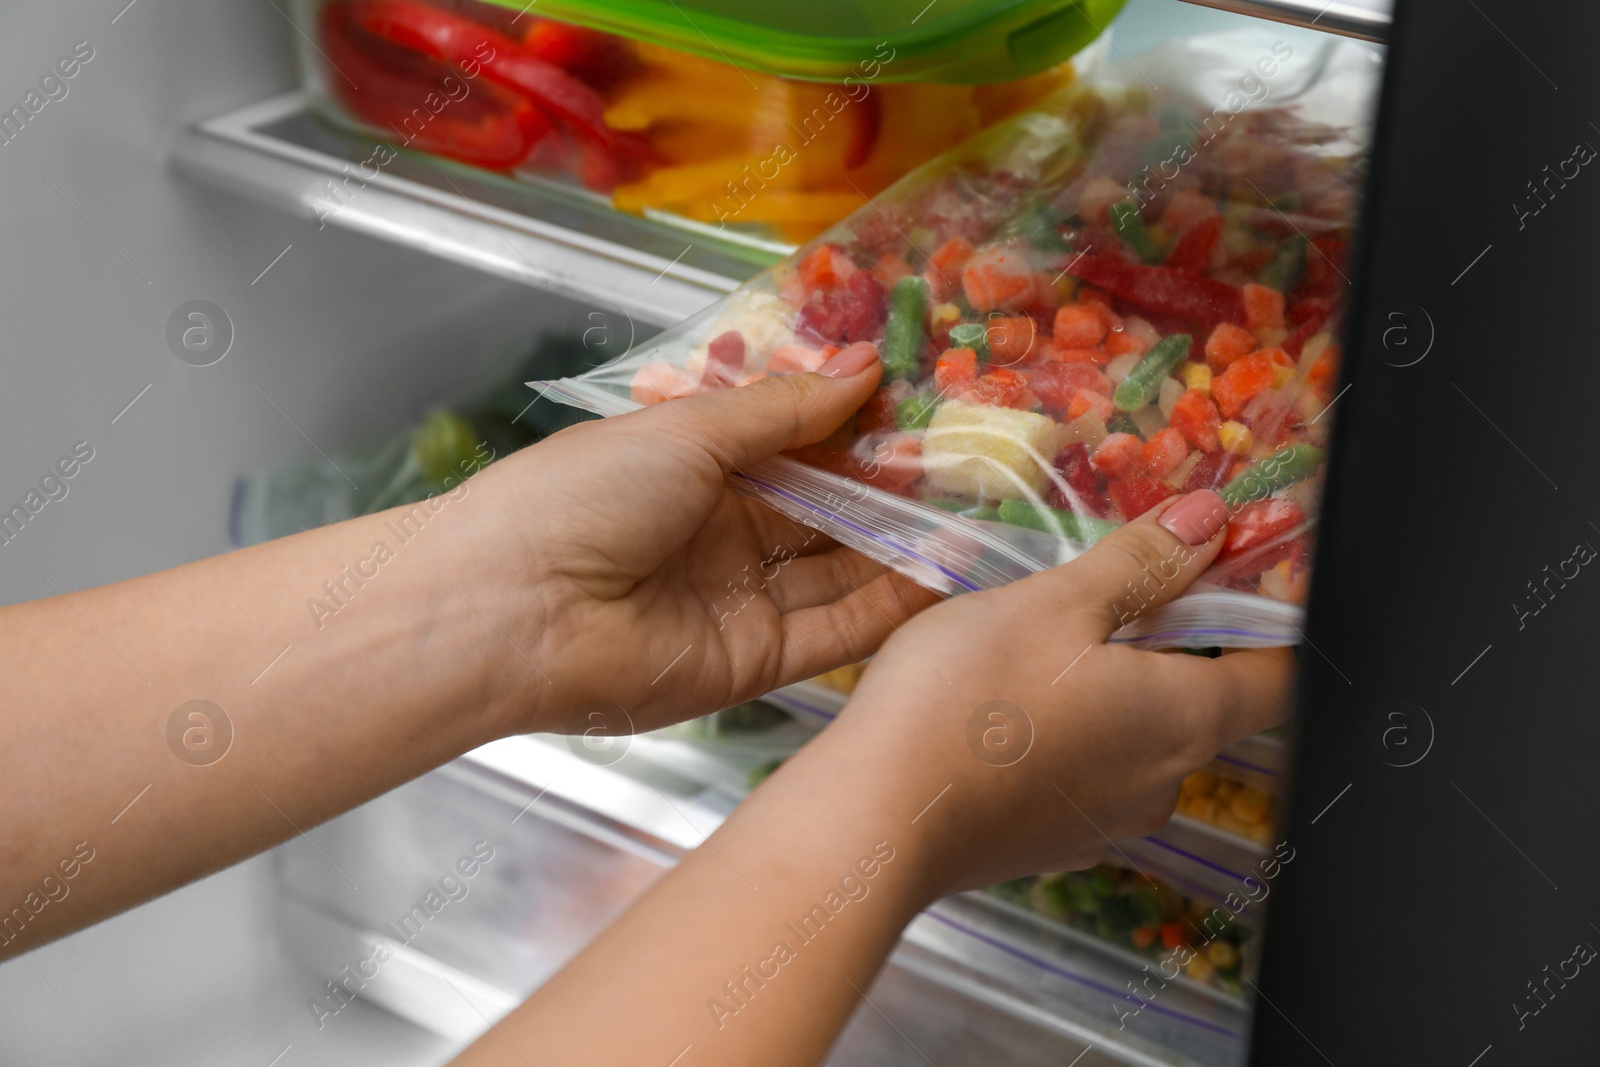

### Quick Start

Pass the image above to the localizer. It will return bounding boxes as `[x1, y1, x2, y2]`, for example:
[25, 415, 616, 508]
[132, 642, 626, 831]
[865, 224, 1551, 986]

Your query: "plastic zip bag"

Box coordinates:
[541, 30, 1381, 649]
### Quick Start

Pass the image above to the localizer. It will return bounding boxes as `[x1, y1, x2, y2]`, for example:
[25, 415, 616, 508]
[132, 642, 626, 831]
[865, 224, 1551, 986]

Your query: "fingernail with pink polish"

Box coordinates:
[818, 342, 880, 378]
[1158, 489, 1230, 546]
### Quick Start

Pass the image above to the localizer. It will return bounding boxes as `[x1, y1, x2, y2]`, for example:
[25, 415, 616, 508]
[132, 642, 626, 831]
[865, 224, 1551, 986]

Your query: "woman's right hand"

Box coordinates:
[814, 489, 1295, 898]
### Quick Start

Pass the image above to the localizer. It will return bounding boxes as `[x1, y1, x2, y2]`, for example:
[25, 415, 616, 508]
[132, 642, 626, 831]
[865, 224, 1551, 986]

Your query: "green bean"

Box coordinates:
[882, 274, 929, 380]
[1112, 333, 1191, 412]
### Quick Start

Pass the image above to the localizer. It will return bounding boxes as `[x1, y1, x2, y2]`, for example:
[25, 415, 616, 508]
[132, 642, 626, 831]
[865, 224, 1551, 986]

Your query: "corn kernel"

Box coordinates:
[930, 302, 962, 328]
[1148, 223, 1172, 248]
[1052, 273, 1079, 302]
[1271, 363, 1295, 388]
[1207, 940, 1240, 970]
[1217, 420, 1254, 455]
[1182, 362, 1213, 394]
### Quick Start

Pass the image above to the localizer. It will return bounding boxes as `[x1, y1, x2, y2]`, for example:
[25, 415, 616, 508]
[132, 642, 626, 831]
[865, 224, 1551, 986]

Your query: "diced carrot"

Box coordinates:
[1307, 343, 1341, 395]
[1104, 328, 1149, 357]
[1090, 432, 1143, 478]
[1258, 346, 1293, 367]
[1212, 352, 1276, 420]
[1076, 288, 1124, 331]
[1242, 282, 1286, 330]
[986, 315, 1040, 365]
[1204, 322, 1256, 372]
[961, 247, 1037, 312]
[1169, 389, 1222, 451]
[1066, 387, 1115, 421]
[1054, 304, 1108, 349]
[929, 236, 974, 273]
[872, 252, 912, 289]
[933, 347, 979, 395]
[630, 362, 699, 405]
[965, 367, 1034, 409]
[766, 343, 829, 375]
[798, 243, 856, 290]
[1141, 427, 1189, 478]
[1160, 189, 1221, 234]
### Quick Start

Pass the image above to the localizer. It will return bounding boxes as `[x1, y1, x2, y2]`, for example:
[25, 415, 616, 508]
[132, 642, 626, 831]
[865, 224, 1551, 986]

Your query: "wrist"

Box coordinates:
[778, 711, 968, 915]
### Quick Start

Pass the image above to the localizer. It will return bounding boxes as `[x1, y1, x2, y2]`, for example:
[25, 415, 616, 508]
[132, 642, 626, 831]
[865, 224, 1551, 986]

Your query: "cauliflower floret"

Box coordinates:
[922, 400, 1064, 501]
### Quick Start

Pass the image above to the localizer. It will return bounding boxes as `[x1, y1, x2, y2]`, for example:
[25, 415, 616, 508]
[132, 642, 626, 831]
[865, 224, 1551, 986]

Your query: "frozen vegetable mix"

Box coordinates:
[544, 32, 1380, 647]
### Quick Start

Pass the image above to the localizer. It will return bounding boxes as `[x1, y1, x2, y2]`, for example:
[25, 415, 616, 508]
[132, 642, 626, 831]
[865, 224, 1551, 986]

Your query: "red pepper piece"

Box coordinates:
[1048, 443, 1107, 516]
[1181, 450, 1229, 493]
[1027, 361, 1110, 416]
[320, 1, 549, 169]
[1282, 296, 1333, 358]
[348, 0, 655, 166]
[700, 330, 745, 388]
[1219, 498, 1307, 576]
[1067, 255, 1245, 331]
[796, 271, 886, 346]
[1164, 215, 1223, 274]
[1109, 474, 1173, 519]
[844, 88, 881, 170]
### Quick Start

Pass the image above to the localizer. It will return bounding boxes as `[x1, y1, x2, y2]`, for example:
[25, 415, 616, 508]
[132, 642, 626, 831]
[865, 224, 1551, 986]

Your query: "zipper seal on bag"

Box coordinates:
[535, 378, 1307, 649]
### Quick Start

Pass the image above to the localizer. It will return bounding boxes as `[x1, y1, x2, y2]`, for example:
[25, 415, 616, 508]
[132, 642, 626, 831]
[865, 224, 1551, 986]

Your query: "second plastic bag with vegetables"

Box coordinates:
[541, 31, 1381, 648]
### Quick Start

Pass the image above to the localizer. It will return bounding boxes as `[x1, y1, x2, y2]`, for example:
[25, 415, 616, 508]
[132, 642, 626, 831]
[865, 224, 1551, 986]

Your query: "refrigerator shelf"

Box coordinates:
[1174, 0, 1389, 41]
[280, 735, 1246, 1065]
[171, 93, 775, 327]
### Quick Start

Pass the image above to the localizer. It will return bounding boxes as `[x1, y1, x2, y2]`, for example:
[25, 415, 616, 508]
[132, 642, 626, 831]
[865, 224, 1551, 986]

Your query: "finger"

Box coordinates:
[775, 570, 942, 683]
[630, 343, 883, 476]
[1157, 646, 1297, 752]
[743, 503, 841, 560]
[1045, 489, 1234, 640]
[764, 545, 896, 614]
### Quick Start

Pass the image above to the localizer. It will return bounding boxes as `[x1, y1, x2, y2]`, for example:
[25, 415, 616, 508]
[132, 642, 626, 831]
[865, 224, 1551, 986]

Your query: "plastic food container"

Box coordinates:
[988, 862, 1256, 996]
[288, 0, 1122, 244]
[1175, 757, 1277, 846]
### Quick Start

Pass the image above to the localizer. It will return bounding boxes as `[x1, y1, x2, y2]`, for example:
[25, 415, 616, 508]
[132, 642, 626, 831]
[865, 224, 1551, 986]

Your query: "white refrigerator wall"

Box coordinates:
[0, 1, 566, 603]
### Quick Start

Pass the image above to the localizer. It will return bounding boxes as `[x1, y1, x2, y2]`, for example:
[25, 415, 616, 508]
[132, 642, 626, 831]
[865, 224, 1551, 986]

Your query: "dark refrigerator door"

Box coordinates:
[1253, 0, 1600, 1063]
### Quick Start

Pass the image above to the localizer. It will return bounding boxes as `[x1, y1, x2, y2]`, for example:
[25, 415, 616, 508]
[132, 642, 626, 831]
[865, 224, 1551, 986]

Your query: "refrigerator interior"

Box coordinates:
[0, 0, 1384, 1063]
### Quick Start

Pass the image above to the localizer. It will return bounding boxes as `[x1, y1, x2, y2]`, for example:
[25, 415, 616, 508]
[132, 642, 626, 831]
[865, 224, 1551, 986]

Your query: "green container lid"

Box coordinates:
[472, 0, 1127, 84]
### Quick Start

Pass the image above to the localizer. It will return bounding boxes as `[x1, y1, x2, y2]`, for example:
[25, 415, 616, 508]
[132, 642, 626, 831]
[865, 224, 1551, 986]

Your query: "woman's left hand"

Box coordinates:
[473, 342, 938, 735]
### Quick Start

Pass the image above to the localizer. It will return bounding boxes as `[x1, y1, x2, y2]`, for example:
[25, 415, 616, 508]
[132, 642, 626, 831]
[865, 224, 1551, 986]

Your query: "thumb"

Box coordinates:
[1057, 489, 1233, 640]
[632, 342, 883, 475]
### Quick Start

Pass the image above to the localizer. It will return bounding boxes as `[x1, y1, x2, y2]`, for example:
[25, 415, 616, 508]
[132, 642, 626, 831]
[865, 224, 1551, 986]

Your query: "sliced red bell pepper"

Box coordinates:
[320, 0, 549, 169]
[347, 0, 656, 166]
[844, 89, 881, 170]
[1067, 255, 1244, 331]
[1163, 215, 1223, 274]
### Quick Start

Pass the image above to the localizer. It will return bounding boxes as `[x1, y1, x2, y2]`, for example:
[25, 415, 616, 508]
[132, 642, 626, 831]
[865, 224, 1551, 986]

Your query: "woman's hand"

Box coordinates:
[820, 489, 1295, 896]
[472, 342, 939, 735]
[453, 489, 1296, 1067]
